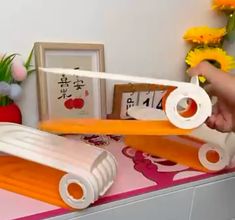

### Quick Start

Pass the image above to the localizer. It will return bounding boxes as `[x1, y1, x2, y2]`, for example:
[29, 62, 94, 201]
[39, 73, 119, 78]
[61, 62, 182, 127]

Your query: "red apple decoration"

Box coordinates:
[64, 99, 74, 109]
[73, 98, 84, 109]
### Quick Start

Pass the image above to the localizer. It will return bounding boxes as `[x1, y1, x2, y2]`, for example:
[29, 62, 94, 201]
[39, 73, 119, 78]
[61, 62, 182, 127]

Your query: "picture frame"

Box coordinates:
[34, 42, 106, 121]
[108, 83, 168, 119]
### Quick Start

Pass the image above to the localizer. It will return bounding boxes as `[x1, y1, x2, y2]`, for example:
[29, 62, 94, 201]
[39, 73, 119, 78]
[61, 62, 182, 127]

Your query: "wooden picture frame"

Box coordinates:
[108, 83, 168, 119]
[34, 42, 106, 121]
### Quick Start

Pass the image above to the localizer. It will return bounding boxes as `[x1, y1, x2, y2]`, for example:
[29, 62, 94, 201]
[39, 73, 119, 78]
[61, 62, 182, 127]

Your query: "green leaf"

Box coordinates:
[225, 11, 235, 42]
[27, 69, 35, 74]
[24, 47, 34, 73]
[0, 54, 17, 82]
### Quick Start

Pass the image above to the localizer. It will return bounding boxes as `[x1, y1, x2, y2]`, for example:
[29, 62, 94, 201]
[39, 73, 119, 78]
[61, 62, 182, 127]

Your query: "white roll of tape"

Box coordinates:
[165, 85, 212, 129]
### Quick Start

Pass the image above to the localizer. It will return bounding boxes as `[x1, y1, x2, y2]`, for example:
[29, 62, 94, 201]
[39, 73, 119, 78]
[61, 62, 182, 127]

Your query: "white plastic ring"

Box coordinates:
[165, 86, 212, 129]
[198, 143, 230, 172]
[59, 173, 94, 209]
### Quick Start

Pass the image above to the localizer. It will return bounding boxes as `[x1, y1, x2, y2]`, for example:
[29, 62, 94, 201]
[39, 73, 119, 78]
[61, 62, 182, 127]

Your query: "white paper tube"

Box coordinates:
[165, 86, 212, 129]
[192, 125, 235, 172]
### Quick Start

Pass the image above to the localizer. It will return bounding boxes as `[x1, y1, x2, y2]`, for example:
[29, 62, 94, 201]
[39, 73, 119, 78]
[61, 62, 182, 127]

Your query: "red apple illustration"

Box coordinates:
[64, 98, 73, 109]
[73, 98, 84, 109]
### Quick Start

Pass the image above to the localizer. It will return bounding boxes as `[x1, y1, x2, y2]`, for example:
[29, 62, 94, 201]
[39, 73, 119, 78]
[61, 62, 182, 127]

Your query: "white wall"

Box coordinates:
[0, 0, 229, 127]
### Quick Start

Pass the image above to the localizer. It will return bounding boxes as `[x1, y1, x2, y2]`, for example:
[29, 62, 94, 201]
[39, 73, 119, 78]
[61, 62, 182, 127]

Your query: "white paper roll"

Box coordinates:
[165, 85, 212, 129]
[192, 125, 235, 172]
[0, 123, 117, 209]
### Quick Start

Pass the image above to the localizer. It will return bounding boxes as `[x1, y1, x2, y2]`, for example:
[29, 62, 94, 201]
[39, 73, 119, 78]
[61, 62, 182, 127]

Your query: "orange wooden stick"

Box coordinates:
[0, 156, 82, 209]
[39, 119, 192, 136]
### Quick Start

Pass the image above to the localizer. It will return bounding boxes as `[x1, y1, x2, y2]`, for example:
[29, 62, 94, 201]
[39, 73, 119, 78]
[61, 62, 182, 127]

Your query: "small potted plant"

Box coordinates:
[0, 50, 34, 124]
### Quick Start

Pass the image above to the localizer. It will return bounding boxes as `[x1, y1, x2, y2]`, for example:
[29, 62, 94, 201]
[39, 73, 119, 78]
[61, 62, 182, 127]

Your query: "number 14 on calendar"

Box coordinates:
[120, 90, 166, 119]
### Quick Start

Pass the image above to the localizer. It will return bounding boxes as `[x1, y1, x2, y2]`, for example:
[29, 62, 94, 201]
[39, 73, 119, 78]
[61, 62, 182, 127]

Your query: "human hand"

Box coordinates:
[188, 61, 235, 132]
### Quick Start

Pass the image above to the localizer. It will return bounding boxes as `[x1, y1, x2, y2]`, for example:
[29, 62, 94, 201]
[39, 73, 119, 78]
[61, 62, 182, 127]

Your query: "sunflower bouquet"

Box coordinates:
[183, 0, 235, 83]
[0, 50, 34, 106]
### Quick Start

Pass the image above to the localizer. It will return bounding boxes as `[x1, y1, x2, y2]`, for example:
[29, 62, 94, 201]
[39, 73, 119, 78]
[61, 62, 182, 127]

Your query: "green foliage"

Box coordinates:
[24, 48, 35, 74]
[0, 48, 34, 106]
[0, 54, 17, 82]
[226, 11, 235, 42]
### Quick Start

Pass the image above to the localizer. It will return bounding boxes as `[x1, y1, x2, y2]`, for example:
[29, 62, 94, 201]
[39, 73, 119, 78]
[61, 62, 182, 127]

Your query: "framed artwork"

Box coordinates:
[34, 42, 106, 121]
[108, 83, 168, 119]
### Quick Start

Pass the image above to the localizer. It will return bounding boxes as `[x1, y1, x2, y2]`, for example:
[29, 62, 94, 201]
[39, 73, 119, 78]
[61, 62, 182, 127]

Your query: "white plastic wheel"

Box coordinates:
[165, 85, 212, 129]
[59, 173, 95, 209]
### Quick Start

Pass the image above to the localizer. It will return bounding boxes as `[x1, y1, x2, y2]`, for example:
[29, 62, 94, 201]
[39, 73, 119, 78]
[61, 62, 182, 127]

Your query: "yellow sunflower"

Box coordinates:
[212, 0, 235, 10]
[183, 26, 226, 44]
[186, 47, 235, 82]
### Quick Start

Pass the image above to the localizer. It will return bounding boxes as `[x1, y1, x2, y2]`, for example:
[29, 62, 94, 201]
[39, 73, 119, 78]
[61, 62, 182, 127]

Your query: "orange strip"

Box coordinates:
[124, 135, 214, 172]
[0, 156, 81, 209]
[38, 119, 191, 135]
[162, 86, 176, 111]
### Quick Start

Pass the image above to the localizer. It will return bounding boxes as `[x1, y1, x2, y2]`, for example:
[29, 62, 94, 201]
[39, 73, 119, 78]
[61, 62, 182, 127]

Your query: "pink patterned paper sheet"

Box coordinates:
[1, 135, 235, 220]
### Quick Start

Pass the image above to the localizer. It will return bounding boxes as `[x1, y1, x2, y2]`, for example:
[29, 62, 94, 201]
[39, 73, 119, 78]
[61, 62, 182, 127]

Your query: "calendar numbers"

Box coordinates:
[156, 98, 163, 110]
[153, 90, 166, 110]
[119, 88, 167, 119]
[120, 92, 138, 119]
[109, 83, 170, 120]
[143, 98, 150, 106]
[138, 91, 154, 107]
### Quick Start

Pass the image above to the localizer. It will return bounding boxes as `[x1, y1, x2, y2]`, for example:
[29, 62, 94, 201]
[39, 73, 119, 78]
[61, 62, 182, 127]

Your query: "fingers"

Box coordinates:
[204, 84, 217, 97]
[206, 115, 216, 130]
[206, 115, 232, 132]
[187, 61, 223, 81]
[187, 61, 231, 86]
[205, 102, 233, 132]
[188, 61, 235, 102]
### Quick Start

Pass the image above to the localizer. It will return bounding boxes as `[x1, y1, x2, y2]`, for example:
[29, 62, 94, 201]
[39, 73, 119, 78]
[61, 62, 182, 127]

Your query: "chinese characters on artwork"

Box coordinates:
[73, 76, 85, 91]
[57, 67, 87, 110]
[57, 74, 72, 100]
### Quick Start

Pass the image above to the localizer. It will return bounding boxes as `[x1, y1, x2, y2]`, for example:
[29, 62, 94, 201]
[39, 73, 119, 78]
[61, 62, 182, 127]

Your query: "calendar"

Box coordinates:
[108, 83, 168, 119]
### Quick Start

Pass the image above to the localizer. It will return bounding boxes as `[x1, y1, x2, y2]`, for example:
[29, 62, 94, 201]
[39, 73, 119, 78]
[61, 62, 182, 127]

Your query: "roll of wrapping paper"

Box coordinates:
[0, 155, 74, 209]
[0, 123, 117, 209]
[124, 130, 235, 172]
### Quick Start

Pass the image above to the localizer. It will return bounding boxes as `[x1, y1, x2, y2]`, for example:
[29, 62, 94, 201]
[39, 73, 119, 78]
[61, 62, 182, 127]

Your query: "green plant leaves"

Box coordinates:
[226, 11, 235, 42]
[0, 54, 17, 82]
[24, 48, 35, 74]
[0, 48, 35, 106]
